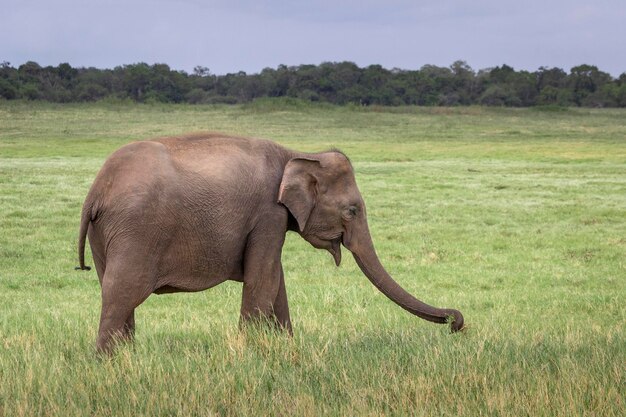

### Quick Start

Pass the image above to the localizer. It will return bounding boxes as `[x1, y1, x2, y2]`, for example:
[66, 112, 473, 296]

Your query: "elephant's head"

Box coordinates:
[278, 151, 464, 332]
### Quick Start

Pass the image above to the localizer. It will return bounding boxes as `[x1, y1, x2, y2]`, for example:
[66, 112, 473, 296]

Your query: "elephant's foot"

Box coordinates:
[96, 309, 136, 355]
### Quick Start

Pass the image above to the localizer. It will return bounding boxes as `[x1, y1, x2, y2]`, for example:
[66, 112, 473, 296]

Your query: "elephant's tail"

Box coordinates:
[75, 201, 92, 271]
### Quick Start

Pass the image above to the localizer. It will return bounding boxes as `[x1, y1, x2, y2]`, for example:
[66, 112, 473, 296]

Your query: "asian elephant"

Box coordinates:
[77, 133, 464, 353]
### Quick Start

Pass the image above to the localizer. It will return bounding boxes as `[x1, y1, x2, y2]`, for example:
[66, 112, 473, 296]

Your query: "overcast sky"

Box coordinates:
[2, 0, 625, 76]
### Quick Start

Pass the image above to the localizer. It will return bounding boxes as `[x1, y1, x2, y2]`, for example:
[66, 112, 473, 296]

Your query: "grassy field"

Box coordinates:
[0, 100, 624, 416]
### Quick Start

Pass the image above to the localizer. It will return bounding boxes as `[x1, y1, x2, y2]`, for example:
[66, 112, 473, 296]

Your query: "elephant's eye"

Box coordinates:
[342, 205, 358, 220]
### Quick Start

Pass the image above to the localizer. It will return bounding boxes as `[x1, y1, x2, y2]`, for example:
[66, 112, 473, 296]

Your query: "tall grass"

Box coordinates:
[0, 101, 624, 416]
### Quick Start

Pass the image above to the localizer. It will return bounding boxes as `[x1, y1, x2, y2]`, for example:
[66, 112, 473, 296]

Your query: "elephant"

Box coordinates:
[76, 132, 464, 353]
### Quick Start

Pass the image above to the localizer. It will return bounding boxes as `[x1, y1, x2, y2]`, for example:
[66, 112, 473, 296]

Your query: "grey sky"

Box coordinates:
[2, 0, 625, 76]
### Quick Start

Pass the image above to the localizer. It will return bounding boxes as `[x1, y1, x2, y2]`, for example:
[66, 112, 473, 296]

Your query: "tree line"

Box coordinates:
[1, 60, 625, 107]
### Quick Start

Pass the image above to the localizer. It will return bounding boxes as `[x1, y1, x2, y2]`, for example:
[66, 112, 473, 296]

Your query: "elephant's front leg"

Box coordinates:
[271, 266, 292, 334]
[239, 220, 291, 332]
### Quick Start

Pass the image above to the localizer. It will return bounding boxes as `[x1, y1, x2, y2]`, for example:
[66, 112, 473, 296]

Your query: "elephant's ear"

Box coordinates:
[278, 157, 320, 232]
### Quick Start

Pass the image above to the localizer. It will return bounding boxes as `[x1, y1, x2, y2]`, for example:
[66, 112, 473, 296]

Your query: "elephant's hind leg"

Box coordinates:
[123, 310, 136, 340]
[96, 267, 152, 355]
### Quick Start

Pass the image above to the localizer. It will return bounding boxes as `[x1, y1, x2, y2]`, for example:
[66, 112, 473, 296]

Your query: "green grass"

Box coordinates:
[1, 100, 624, 416]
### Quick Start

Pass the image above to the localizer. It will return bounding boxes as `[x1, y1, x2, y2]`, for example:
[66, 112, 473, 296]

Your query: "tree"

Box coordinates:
[536, 66, 567, 89]
[450, 60, 476, 104]
[0, 78, 18, 99]
[0, 60, 622, 107]
[193, 66, 210, 77]
[569, 64, 613, 106]
[0, 62, 19, 99]
[479, 85, 520, 106]
[124, 63, 151, 101]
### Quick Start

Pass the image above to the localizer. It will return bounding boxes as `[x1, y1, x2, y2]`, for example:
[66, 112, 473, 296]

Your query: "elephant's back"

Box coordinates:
[152, 133, 281, 178]
[90, 140, 175, 203]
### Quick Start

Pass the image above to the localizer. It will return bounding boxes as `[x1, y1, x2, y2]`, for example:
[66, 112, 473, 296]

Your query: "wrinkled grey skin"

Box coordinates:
[77, 133, 464, 354]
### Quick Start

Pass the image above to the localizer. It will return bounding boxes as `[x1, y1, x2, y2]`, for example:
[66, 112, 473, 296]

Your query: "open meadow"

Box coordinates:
[0, 100, 624, 416]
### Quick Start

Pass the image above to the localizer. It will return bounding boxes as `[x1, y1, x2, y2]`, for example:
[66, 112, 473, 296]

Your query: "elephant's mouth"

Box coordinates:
[329, 236, 342, 266]
[304, 233, 343, 266]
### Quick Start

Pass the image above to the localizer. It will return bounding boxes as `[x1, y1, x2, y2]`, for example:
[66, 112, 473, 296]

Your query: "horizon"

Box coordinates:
[2, 59, 622, 78]
[2, 1, 625, 78]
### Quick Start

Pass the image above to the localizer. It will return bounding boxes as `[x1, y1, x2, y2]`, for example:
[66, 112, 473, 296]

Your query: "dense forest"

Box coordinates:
[1, 60, 625, 107]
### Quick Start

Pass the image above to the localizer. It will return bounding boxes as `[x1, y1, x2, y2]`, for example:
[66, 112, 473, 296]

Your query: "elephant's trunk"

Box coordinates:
[346, 220, 464, 332]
